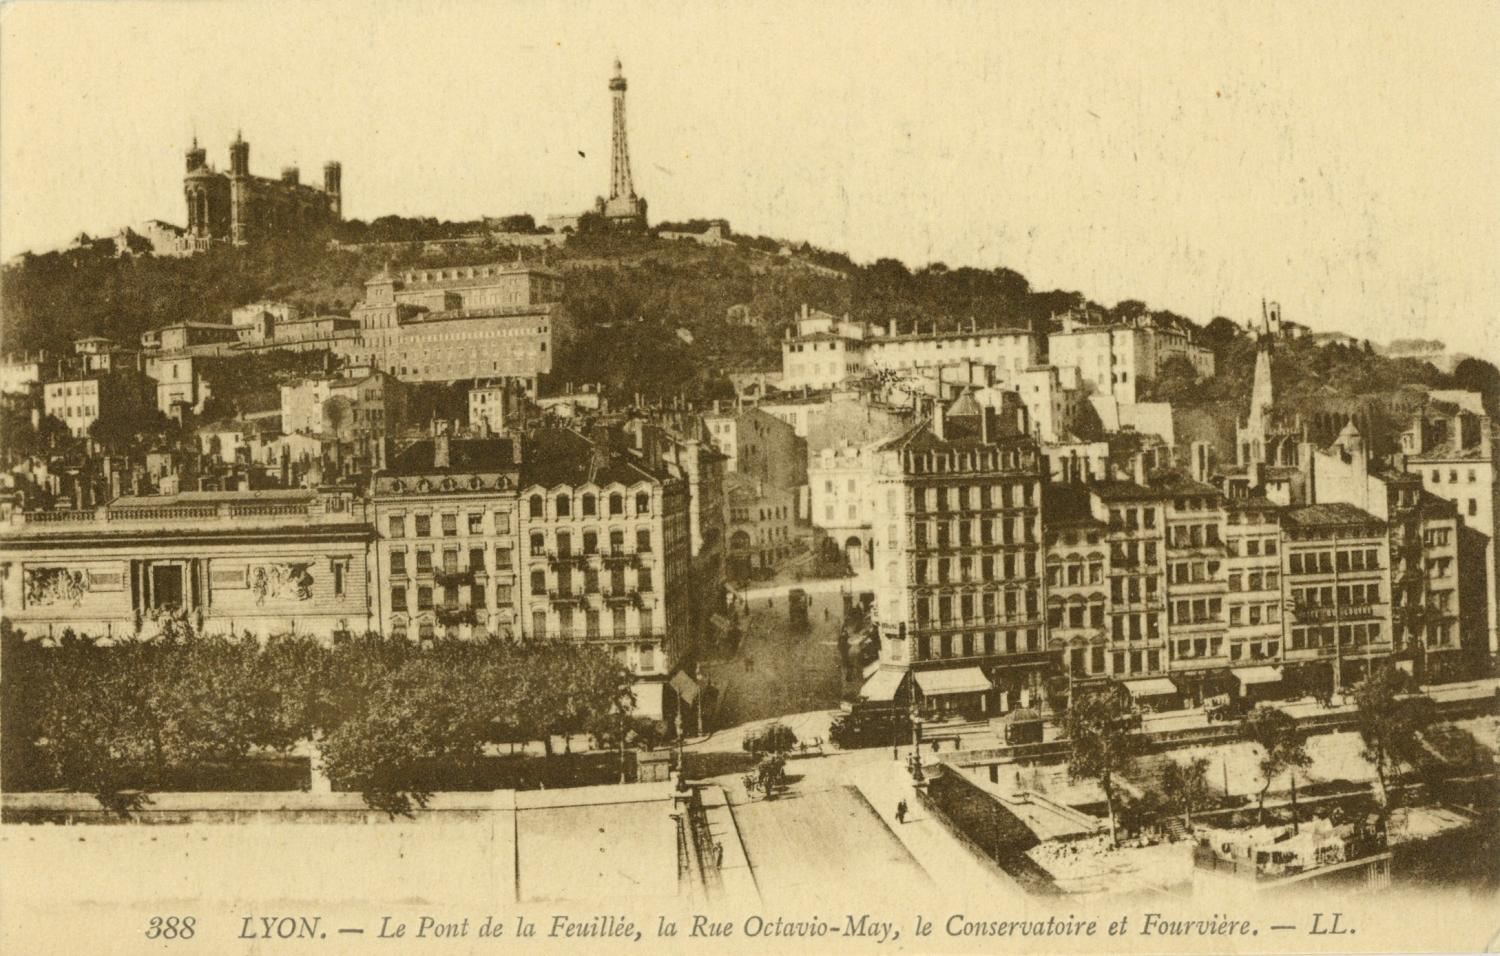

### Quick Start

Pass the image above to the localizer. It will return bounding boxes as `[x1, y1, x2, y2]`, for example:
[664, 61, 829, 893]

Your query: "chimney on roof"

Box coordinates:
[980, 405, 993, 444]
[933, 399, 947, 441]
[433, 433, 450, 469]
[1132, 451, 1147, 486]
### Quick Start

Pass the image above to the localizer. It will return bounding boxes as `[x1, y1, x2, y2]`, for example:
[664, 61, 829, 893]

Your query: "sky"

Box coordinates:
[2, 0, 1498, 360]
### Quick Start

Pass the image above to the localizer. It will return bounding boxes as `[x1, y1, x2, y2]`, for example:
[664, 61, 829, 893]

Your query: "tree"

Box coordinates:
[1063, 683, 1142, 846]
[742, 722, 798, 755]
[320, 657, 488, 817]
[1240, 705, 1311, 822]
[1160, 756, 1214, 830]
[1353, 665, 1436, 811]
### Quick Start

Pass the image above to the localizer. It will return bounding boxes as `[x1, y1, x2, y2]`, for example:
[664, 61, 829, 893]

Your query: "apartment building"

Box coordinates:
[371, 434, 522, 642]
[1281, 503, 1392, 692]
[865, 395, 1047, 715]
[516, 426, 692, 720]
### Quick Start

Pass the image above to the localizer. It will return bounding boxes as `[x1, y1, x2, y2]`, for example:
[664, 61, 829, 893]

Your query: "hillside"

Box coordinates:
[3, 221, 1491, 415]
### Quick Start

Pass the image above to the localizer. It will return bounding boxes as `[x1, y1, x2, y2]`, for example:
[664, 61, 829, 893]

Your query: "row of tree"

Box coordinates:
[1063, 666, 1482, 846]
[1, 626, 638, 816]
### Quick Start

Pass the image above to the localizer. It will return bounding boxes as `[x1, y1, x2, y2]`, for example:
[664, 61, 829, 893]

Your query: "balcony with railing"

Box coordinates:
[1292, 603, 1377, 624]
[547, 589, 590, 608]
[434, 568, 477, 588]
[6, 492, 368, 536]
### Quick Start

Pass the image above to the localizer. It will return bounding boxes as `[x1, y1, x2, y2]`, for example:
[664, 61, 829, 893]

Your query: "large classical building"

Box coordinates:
[0, 489, 375, 642]
[181, 133, 341, 252]
[337, 263, 566, 390]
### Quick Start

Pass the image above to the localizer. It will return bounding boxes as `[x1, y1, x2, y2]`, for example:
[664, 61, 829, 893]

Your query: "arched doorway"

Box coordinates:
[844, 535, 865, 571]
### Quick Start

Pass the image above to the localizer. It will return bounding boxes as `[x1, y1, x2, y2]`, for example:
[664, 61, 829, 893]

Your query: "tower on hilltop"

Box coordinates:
[598, 58, 648, 228]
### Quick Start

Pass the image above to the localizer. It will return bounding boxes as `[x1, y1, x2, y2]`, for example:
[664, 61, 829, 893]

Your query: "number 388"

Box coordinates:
[146, 916, 196, 940]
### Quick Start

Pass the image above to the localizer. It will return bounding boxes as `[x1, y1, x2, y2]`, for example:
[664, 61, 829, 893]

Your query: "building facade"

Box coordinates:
[0, 489, 373, 641]
[866, 397, 1048, 715]
[371, 435, 521, 643]
[516, 427, 691, 720]
[339, 263, 565, 390]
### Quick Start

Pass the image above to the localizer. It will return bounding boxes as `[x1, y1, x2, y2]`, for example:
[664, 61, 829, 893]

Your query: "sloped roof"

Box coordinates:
[521, 427, 664, 489]
[386, 437, 517, 476]
[1283, 502, 1383, 528]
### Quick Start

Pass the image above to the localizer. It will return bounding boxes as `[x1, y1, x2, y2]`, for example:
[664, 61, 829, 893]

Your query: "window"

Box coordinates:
[390, 550, 407, 575]
[441, 514, 457, 537]
[582, 494, 597, 516]
[529, 533, 546, 556]
[468, 513, 483, 534]
[415, 514, 431, 537]
[583, 531, 598, 554]
[532, 610, 546, 640]
[610, 530, 625, 555]
[636, 492, 650, 514]
[391, 586, 407, 612]
[529, 495, 544, 518]
[609, 493, 624, 515]
[556, 494, 571, 517]
[496, 584, 513, 606]
[332, 559, 348, 597]
[530, 570, 546, 594]
[638, 567, 652, 591]
[417, 586, 433, 610]
[495, 547, 512, 569]
[416, 549, 432, 573]
[388, 515, 405, 538]
[636, 529, 651, 552]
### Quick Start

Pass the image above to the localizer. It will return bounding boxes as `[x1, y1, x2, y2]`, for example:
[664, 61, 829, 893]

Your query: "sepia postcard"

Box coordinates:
[1, 1, 1497, 953]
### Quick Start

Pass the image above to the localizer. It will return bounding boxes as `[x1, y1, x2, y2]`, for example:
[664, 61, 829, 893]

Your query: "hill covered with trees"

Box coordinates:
[3, 218, 1491, 415]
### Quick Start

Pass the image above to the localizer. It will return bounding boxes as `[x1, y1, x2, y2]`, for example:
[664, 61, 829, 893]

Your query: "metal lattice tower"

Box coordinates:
[609, 59, 635, 201]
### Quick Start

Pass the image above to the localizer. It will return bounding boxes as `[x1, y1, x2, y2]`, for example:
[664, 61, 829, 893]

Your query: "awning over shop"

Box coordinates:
[860, 667, 908, 702]
[1122, 677, 1178, 698]
[669, 671, 701, 705]
[1233, 665, 1283, 688]
[915, 667, 993, 697]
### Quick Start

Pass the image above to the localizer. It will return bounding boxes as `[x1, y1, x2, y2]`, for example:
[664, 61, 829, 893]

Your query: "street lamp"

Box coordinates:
[908, 702, 924, 783]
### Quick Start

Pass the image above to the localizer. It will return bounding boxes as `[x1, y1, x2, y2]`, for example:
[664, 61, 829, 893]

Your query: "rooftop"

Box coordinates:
[384, 437, 518, 476]
[522, 427, 667, 490]
[1283, 502, 1384, 529]
[1090, 480, 1164, 501]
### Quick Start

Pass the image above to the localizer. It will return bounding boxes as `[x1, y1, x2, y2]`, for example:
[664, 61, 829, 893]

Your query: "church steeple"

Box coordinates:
[1249, 299, 1276, 422]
